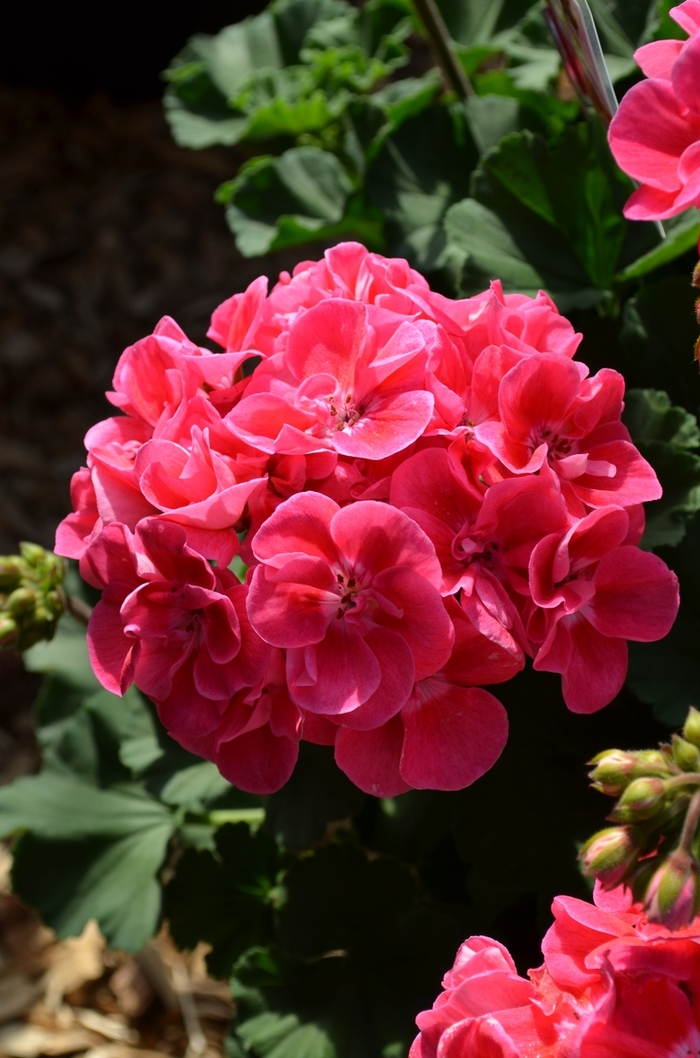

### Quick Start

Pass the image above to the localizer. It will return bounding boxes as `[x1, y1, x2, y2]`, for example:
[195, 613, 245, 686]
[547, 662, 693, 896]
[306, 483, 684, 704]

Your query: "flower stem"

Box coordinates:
[63, 592, 93, 626]
[680, 789, 700, 854]
[411, 0, 474, 99]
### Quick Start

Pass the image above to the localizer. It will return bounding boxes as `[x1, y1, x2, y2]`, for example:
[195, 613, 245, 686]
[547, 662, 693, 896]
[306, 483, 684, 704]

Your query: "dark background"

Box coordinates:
[0, 3, 269, 100]
[0, 1, 308, 773]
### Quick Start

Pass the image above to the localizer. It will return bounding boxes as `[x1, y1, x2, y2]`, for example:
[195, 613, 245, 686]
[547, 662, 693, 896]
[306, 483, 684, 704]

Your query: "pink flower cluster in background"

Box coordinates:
[608, 0, 700, 221]
[55, 242, 679, 795]
[410, 884, 700, 1057]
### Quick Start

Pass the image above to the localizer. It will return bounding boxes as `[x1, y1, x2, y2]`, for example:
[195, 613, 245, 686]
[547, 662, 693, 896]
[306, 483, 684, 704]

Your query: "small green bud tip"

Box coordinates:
[4, 587, 36, 617]
[673, 734, 700, 772]
[589, 750, 639, 795]
[580, 827, 638, 888]
[683, 707, 700, 750]
[693, 260, 700, 288]
[613, 776, 667, 822]
[589, 749, 670, 795]
[645, 850, 700, 929]
[0, 617, 18, 643]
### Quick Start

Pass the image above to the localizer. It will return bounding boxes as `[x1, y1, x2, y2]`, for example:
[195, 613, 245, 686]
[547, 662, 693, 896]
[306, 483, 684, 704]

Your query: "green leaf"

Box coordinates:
[229, 844, 460, 1058]
[367, 102, 476, 271]
[24, 612, 96, 690]
[622, 390, 700, 548]
[0, 773, 172, 840]
[164, 823, 281, 977]
[11, 825, 173, 952]
[219, 147, 381, 257]
[263, 743, 365, 849]
[480, 126, 629, 287]
[445, 196, 601, 308]
[615, 209, 700, 283]
[627, 605, 700, 726]
[623, 389, 700, 449]
[618, 277, 700, 415]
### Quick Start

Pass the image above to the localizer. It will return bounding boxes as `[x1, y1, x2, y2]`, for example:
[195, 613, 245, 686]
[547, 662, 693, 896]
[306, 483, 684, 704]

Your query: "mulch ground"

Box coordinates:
[0, 83, 317, 1056]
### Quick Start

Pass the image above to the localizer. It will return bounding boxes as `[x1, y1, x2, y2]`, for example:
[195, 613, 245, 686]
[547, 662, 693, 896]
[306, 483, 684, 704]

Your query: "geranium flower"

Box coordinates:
[608, 0, 700, 220]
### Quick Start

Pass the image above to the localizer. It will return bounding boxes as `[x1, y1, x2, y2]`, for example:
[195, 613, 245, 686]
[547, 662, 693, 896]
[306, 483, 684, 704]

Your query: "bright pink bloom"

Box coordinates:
[608, 2, 700, 220]
[333, 598, 515, 796]
[528, 506, 680, 712]
[227, 298, 435, 461]
[83, 519, 269, 741]
[174, 648, 303, 794]
[392, 450, 569, 656]
[474, 355, 661, 508]
[247, 491, 454, 722]
[411, 884, 700, 1058]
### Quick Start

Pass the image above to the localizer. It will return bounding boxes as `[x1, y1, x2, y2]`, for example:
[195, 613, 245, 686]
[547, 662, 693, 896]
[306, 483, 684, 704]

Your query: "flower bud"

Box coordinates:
[588, 750, 639, 795]
[5, 587, 37, 617]
[612, 776, 667, 822]
[693, 260, 700, 289]
[683, 707, 700, 750]
[0, 617, 17, 645]
[580, 827, 639, 889]
[645, 850, 700, 929]
[672, 734, 700, 772]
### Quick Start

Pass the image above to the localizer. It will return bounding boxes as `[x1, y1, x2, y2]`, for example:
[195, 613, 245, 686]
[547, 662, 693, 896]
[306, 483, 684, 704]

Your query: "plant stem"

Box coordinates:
[665, 774, 700, 791]
[411, 0, 474, 99]
[680, 789, 700, 854]
[63, 592, 93, 626]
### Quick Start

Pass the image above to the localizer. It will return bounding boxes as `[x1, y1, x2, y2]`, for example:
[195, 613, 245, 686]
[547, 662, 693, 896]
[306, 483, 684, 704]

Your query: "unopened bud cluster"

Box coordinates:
[0, 544, 66, 652]
[581, 707, 700, 928]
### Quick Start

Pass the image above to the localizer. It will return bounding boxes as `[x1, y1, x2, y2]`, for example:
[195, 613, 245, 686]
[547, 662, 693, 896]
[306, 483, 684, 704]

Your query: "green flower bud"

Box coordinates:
[589, 750, 639, 795]
[589, 749, 670, 795]
[693, 260, 700, 289]
[18, 542, 46, 566]
[580, 827, 639, 888]
[612, 776, 667, 822]
[5, 587, 36, 617]
[672, 734, 700, 772]
[645, 849, 700, 929]
[0, 617, 18, 644]
[683, 707, 700, 750]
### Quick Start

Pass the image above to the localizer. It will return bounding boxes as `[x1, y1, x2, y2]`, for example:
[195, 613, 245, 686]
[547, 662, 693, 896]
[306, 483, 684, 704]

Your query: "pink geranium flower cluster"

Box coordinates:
[608, 0, 700, 221]
[55, 242, 679, 796]
[411, 884, 700, 1057]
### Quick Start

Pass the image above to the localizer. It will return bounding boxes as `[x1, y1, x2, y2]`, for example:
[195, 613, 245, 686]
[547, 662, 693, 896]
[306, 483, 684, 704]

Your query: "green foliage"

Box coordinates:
[227, 843, 461, 1058]
[622, 389, 700, 548]
[165, 823, 282, 977]
[5, 606, 257, 951]
[216, 147, 383, 257]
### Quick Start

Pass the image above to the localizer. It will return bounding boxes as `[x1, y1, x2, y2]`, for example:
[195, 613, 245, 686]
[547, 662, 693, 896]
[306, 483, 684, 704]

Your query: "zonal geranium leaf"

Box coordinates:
[164, 823, 282, 978]
[11, 826, 173, 953]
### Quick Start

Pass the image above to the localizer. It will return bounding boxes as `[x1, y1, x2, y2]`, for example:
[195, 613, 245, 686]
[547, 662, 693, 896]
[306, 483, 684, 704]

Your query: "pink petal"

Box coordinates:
[87, 600, 135, 695]
[634, 39, 683, 79]
[331, 390, 434, 460]
[330, 499, 443, 585]
[332, 627, 414, 730]
[535, 615, 628, 713]
[609, 79, 696, 189]
[334, 716, 412, 797]
[371, 566, 454, 679]
[671, 32, 700, 117]
[285, 620, 382, 714]
[247, 558, 338, 648]
[215, 725, 299, 794]
[286, 298, 367, 390]
[251, 491, 339, 568]
[400, 685, 508, 790]
[587, 546, 679, 641]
